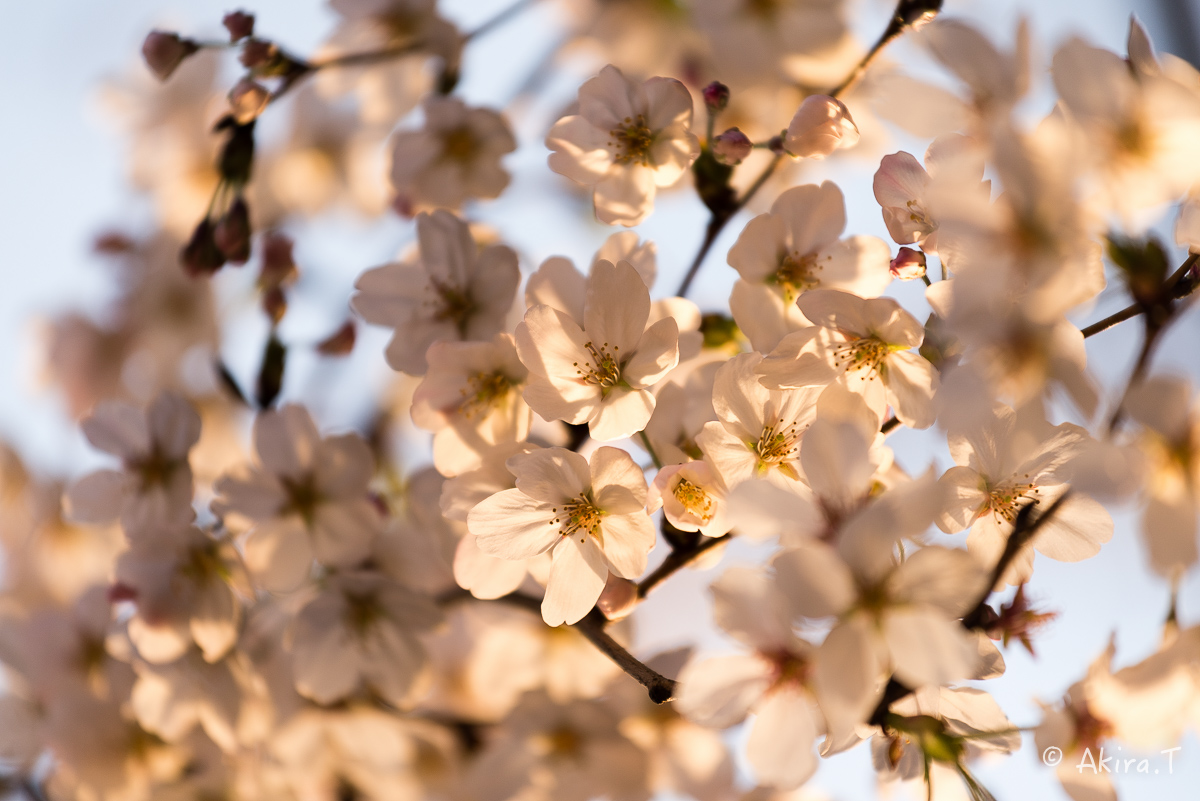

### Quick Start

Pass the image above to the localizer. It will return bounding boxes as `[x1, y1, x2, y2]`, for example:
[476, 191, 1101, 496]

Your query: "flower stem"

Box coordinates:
[828, 0, 943, 98]
[636, 533, 730, 599]
[1080, 252, 1198, 338]
[637, 431, 663, 470]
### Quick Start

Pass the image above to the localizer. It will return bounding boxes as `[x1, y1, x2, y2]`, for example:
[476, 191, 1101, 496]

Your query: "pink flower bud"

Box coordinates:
[597, 574, 639, 621]
[316, 321, 357, 356]
[214, 197, 251, 264]
[784, 94, 860, 159]
[239, 38, 277, 70]
[260, 232, 297, 289]
[223, 11, 255, 42]
[712, 127, 752, 166]
[229, 77, 270, 124]
[181, 218, 226, 276]
[702, 81, 730, 113]
[890, 247, 927, 280]
[141, 31, 199, 81]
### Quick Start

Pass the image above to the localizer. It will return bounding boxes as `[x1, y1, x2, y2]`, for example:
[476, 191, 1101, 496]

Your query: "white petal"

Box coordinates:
[774, 541, 856, 619]
[884, 607, 979, 686]
[747, 688, 820, 789]
[676, 654, 772, 728]
[541, 537, 608, 625]
[468, 489, 560, 560]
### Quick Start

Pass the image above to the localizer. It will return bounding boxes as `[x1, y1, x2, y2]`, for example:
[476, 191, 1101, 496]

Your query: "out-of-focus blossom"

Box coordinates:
[546, 64, 700, 226]
[390, 95, 516, 210]
[141, 31, 199, 82]
[784, 95, 859, 159]
[352, 210, 520, 375]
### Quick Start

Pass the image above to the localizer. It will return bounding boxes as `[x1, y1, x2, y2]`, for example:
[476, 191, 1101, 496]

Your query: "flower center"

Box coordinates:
[672, 477, 714, 523]
[833, 336, 891, 378]
[440, 126, 478, 164]
[551, 495, 604, 542]
[573, 342, 623, 391]
[132, 446, 180, 492]
[430, 280, 477, 335]
[774, 252, 823, 301]
[755, 418, 802, 478]
[343, 591, 384, 636]
[281, 474, 323, 526]
[179, 541, 230, 585]
[609, 115, 655, 166]
[766, 650, 810, 691]
[984, 482, 1039, 524]
[460, 371, 513, 419]
[906, 199, 933, 230]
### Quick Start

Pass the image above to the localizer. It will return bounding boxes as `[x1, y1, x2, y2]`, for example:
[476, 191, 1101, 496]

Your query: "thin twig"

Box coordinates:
[1081, 253, 1198, 338]
[829, 0, 942, 98]
[439, 589, 678, 703]
[637, 534, 730, 599]
[881, 416, 901, 435]
[465, 0, 543, 41]
[307, 40, 424, 70]
[638, 431, 664, 470]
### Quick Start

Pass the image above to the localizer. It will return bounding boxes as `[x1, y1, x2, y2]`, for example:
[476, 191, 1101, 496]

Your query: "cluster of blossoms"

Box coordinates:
[6, 2, 1200, 801]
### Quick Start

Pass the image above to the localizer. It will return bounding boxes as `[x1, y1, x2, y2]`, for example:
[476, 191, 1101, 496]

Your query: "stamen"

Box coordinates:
[607, 114, 655, 166]
[672, 477, 714, 523]
[459, 371, 512, 419]
[571, 342, 622, 390]
[549, 495, 604, 543]
[831, 336, 890, 379]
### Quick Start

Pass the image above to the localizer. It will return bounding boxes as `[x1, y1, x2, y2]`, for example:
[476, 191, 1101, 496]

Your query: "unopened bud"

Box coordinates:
[216, 117, 256, 185]
[239, 38, 277, 70]
[890, 247, 927, 280]
[260, 232, 297, 289]
[702, 81, 730, 113]
[181, 218, 226, 276]
[214, 197, 251, 264]
[712, 127, 752, 166]
[597, 574, 639, 621]
[141, 31, 199, 81]
[316, 321, 356, 356]
[223, 11, 255, 42]
[229, 77, 270, 124]
[263, 287, 287, 325]
[784, 94, 860, 159]
[897, 0, 943, 28]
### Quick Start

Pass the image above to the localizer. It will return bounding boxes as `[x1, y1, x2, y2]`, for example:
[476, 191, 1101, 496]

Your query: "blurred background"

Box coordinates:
[2, 0, 1199, 798]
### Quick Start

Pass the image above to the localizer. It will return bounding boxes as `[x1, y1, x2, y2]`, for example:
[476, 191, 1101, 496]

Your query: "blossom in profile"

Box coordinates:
[758, 289, 938, 429]
[784, 95, 859, 159]
[515, 259, 679, 442]
[648, 459, 732, 538]
[213, 405, 381, 592]
[352, 210, 520, 375]
[468, 446, 655, 626]
[546, 65, 699, 226]
[390, 95, 516, 210]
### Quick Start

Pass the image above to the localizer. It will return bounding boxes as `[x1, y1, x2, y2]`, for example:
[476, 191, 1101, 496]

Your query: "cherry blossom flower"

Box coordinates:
[468, 446, 655, 625]
[728, 181, 891, 352]
[389, 95, 516, 210]
[648, 459, 732, 538]
[213, 405, 381, 592]
[515, 259, 680, 442]
[352, 209, 520, 375]
[129, 649, 242, 752]
[757, 289, 939, 429]
[546, 64, 699, 226]
[289, 569, 441, 708]
[784, 95, 860, 159]
[114, 525, 248, 664]
[1127, 377, 1200, 577]
[936, 404, 1113, 585]
[411, 333, 531, 477]
[695, 353, 822, 491]
[66, 391, 200, 538]
[676, 568, 825, 789]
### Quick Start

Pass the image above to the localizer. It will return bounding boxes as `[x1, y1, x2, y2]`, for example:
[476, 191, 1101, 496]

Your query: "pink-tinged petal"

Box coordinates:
[512, 447, 590, 503]
[889, 546, 988, 617]
[593, 165, 656, 226]
[65, 470, 128, 523]
[871, 73, 969, 138]
[590, 446, 647, 508]
[711, 566, 793, 651]
[525, 256, 586, 321]
[884, 606, 980, 686]
[729, 280, 808, 354]
[728, 213, 788, 283]
[774, 182, 847, 256]
[727, 479, 823, 542]
[747, 688, 820, 789]
[1057, 761, 1118, 801]
[816, 236, 893, 297]
[862, 297, 925, 347]
[515, 304, 591, 379]
[147, 392, 201, 460]
[968, 514, 1034, 587]
[799, 419, 874, 507]
[676, 653, 773, 728]
[189, 583, 238, 663]
[314, 434, 374, 498]
[1032, 491, 1112, 562]
[416, 210, 475, 288]
[623, 318, 679, 389]
[243, 520, 314, 593]
[884, 351, 938, 429]
[697, 422, 758, 490]
[935, 465, 988, 533]
[547, 116, 616, 186]
[586, 259, 651, 357]
[649, 126, 699, 187]
[361, 622, 428, 708]
[127, 617, 190, 665]
[784, 95, 859, 159]
[757, 328, 837, 389]
[590, 389, 656, 442]
[522, 374, 598, 425]
[1142, 493, 1198, 577]
[82, 401, 150, 459]
[309, 500, 380, 567]
[711, 352, 769, 434]
[577, 65, 638, 130]
[453, 533, 528, 600]
[773, 541, 856, 619]
[469, 488, 561, 560]
[642, 76, 693, 130]
[212, 470, 286, 520]
[598, 511, 654, 578]
[542, 537, 608, 625]
[873, 151, 930, 209]
[254, 406, 320, 479]
[795, 288, 870, 335]
[813, 617, 886, 741]
[291, 597, 361, 704]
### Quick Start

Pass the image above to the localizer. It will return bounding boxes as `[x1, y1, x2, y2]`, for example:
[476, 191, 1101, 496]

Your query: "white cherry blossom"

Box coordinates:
[546, 64, 699, 226]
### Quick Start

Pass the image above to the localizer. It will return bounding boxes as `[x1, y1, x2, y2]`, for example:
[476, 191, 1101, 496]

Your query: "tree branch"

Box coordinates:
[1080, 253, 1198, 338]
[637, 532, 730, 599]
[829, 0, 943, 98]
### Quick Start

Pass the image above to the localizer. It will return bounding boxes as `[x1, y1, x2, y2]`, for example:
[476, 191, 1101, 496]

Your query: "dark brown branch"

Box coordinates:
[881, 415, 901, 435]
[829, 0, 943, 98]
[637, 533, 731, 599]
[439, 589, 678, 703]
[1081, 253, 1198, 338]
